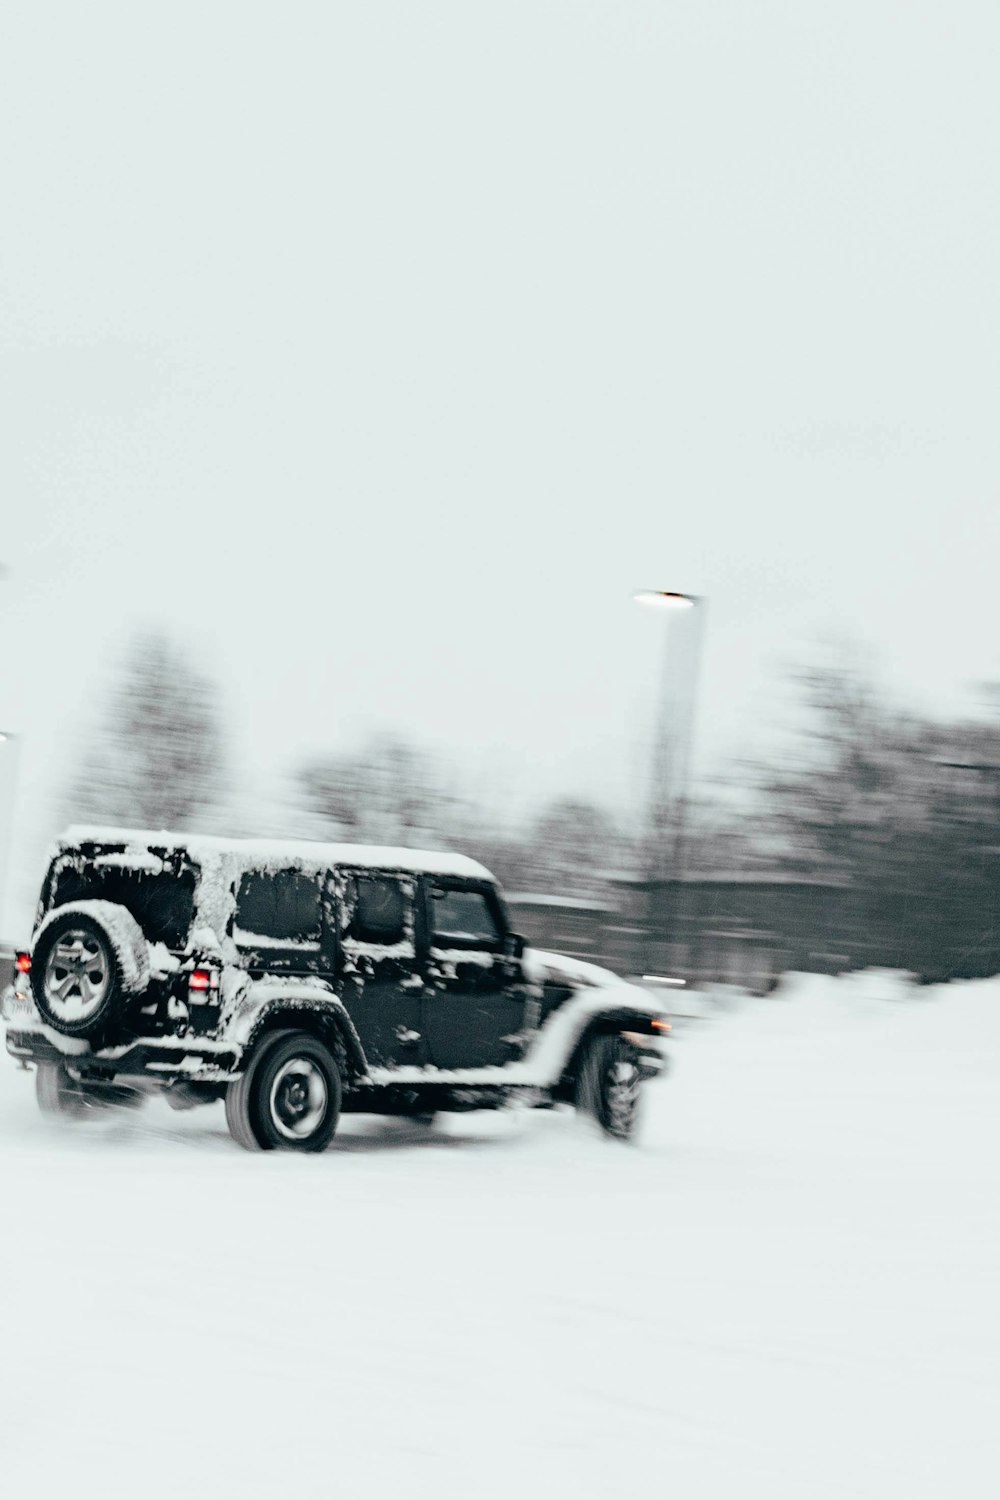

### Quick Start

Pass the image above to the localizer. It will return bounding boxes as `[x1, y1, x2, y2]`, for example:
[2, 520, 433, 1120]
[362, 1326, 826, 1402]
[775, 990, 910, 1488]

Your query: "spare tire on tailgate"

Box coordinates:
[31, 901, 150, 1044]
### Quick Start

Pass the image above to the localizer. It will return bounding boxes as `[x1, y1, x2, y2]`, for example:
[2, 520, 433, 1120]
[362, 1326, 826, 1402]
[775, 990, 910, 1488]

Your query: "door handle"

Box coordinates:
[395, 1027, 421, 1046]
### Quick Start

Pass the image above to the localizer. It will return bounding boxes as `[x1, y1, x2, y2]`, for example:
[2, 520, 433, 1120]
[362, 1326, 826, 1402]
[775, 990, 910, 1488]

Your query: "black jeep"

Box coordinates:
[2, 827, 670, 1151]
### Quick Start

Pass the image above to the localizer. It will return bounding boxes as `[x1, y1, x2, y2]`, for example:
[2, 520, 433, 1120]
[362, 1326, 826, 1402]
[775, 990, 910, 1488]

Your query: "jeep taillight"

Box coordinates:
[14, 952, 31, 974]
[188, 968, 219, 994]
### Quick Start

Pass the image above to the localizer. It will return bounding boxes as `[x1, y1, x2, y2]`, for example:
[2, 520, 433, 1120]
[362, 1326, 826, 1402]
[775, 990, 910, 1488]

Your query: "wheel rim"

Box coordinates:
[604, 1057, 641, 1132]
[268, 1057, 328, 1141]
[43, 929, 111, 1024]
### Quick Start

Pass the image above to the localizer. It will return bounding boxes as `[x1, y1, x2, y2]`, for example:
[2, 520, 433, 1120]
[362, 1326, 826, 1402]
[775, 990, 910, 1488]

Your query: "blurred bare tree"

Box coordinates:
[757, 658, 1000, 977]
[520, 797, 629, 896]
[294, 734, 464, 846]
[293, 746, 632, 898]
[760, 662, 915, 876]
[677, 795, 777, 877]
[66, 631, 228, 831]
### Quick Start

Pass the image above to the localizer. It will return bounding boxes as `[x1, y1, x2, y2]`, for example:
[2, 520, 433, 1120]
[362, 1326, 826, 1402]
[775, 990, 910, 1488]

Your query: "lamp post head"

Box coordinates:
[632, 590, 698, 610]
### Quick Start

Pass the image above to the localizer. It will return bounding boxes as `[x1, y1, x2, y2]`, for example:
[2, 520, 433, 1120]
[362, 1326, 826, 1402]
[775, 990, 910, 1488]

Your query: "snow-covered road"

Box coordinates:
[2, 973, 998, 1499]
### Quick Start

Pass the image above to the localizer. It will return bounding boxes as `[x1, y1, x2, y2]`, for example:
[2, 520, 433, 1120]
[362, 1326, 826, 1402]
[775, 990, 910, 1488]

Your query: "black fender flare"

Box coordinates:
[240, 998, 368, 1083]
[556, 1007, 666, 1100]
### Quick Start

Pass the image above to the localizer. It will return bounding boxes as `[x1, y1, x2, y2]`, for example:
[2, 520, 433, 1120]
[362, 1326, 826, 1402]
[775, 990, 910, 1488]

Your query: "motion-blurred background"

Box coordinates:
[3, 1, 1000, 989]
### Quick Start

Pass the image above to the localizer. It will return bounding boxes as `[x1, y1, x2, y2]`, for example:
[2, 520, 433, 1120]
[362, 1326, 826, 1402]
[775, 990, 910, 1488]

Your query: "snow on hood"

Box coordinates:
[523, 947, 626, 991]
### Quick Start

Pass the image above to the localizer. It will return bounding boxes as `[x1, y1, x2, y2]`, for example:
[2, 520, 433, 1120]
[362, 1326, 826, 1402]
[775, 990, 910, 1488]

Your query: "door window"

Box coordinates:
[429, 885, 501, 949]
[341, 875, 409, 946]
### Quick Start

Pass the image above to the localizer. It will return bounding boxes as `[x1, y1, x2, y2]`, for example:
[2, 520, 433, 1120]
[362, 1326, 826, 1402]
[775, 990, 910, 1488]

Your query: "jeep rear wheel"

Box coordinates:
[36, 1063, 145, 1120]
[36, 1062, 96, 1121]
[225, 1030, 342, 1153]
[575, 1035, 644, 1142]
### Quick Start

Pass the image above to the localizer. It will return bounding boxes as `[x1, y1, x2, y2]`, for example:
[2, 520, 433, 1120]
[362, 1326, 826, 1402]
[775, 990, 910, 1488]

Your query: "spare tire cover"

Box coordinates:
[30, 900, 150, 1041]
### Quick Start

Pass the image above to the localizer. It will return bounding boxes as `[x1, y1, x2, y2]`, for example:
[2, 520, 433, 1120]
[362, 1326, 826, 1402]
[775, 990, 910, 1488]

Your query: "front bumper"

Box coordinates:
[620, 1030, 669, 1079]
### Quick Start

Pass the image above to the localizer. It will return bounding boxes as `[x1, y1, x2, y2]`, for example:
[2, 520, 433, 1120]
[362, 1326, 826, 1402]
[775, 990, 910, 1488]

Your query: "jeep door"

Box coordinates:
[421, 879, 530, 1070]
[335, 869, 426, 1069]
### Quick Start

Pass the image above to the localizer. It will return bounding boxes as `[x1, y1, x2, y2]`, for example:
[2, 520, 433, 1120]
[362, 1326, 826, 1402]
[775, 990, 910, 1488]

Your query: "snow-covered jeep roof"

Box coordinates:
[59, 826, 495, 883]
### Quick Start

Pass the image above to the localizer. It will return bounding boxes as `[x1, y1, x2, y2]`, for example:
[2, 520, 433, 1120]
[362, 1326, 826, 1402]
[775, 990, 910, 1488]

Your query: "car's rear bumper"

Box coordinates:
[5, 1029, 239, 1083]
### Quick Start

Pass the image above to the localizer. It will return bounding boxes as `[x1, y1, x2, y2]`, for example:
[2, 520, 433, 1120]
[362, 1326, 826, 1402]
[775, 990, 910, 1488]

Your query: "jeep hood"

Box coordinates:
[524, 947, 640, 996]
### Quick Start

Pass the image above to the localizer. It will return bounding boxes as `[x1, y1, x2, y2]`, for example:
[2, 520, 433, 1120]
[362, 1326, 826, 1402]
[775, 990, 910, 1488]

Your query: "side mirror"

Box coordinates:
[502, 932, 527, 960]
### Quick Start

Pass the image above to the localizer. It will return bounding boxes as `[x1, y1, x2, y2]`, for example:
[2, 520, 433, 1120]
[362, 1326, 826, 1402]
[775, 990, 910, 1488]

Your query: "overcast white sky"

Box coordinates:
[3, 1, 1000, 918]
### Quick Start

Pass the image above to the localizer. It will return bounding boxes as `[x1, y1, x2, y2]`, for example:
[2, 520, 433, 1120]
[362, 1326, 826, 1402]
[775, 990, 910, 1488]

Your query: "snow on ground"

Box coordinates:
[1, 972, 998, 1500]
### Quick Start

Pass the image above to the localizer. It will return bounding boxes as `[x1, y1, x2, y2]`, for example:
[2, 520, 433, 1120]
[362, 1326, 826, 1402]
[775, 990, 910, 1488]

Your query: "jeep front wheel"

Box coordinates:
[225, 1031, 342, 1153]
[574, 1035, 644, 1142]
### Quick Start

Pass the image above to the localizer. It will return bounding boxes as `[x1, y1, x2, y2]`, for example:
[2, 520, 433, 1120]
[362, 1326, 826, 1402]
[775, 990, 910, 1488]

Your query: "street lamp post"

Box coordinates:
[632, 591, 707, 978]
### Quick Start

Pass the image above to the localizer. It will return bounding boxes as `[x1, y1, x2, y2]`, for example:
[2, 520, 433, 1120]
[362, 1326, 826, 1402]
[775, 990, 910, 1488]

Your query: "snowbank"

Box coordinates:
[0, 970, 997, 1499]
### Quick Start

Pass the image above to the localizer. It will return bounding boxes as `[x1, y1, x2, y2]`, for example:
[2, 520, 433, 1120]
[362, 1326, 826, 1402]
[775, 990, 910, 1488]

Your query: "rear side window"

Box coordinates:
[235, 869, 322, 945]
[49, 859, 197, 950]
[342, 875, 408, 946]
